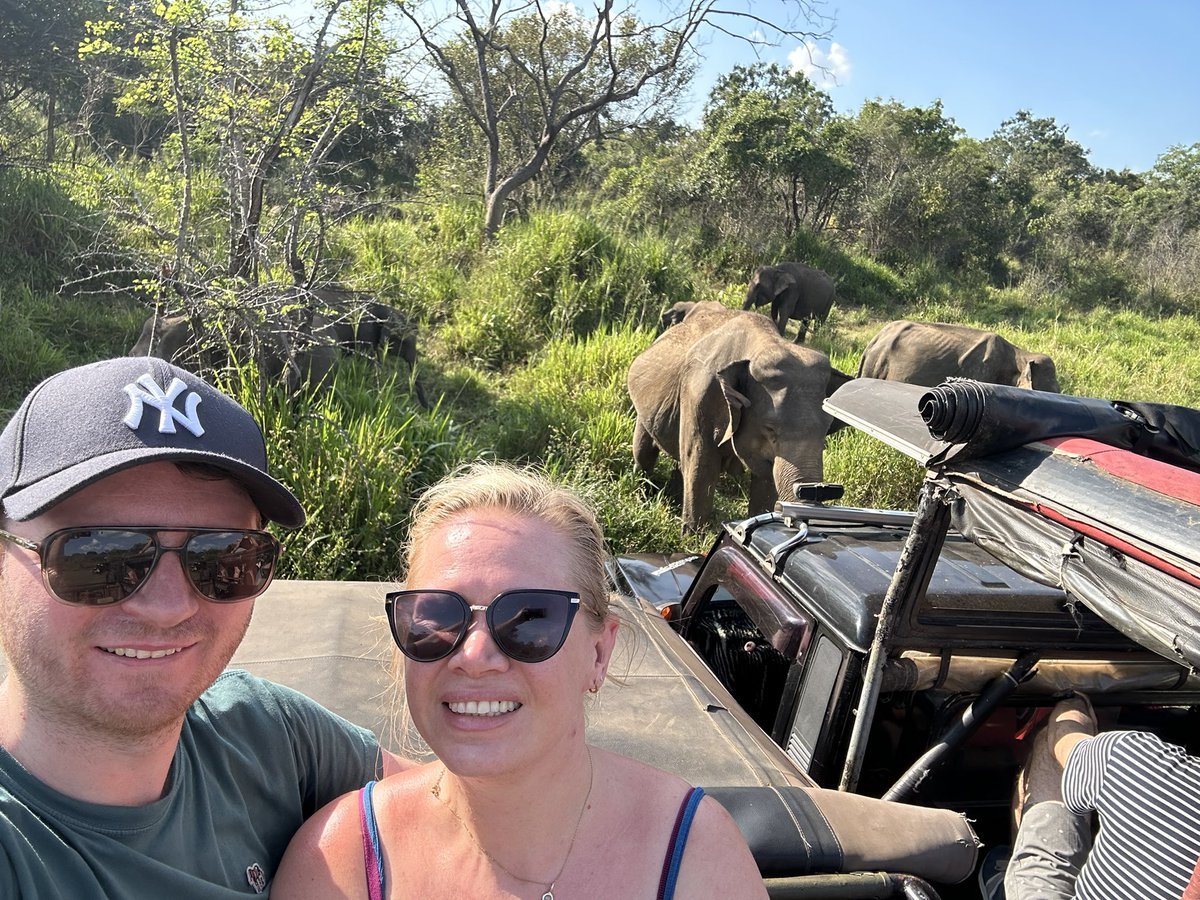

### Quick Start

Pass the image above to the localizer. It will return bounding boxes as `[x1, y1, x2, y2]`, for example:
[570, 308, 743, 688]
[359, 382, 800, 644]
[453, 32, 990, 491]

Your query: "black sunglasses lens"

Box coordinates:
[392, 591, 468, 661]
[42, 529, 278, 606]
[185, 531, 278, 602]
[44, 530, 157, 606]
[490, 591, 575, 663]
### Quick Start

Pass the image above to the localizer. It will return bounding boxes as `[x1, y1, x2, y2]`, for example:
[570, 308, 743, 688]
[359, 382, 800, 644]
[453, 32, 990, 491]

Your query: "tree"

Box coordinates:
[1120, 144, 1200, 302]
[839, 98, 962, 262]
[81, 0, 409, 285]
[394, 0, 830, 239]
[699, 63, 851, 237]
[985, 110, 1096, 263]
[0, 0, 103, 163]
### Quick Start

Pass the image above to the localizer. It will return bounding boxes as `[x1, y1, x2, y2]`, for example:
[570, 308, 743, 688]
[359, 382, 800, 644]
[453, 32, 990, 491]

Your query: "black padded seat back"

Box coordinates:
[707, 785, 979, 885]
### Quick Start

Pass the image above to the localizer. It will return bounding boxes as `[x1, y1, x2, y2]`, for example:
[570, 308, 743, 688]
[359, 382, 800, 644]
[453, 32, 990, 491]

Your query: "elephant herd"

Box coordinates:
[130, 287, 429, 407]
[129, 268, 1060, 535]
[631, 262, 1061, 531]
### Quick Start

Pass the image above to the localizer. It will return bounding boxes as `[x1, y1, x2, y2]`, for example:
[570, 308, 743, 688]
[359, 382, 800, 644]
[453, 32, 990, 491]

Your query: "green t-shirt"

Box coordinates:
[0, 669, 381, 898]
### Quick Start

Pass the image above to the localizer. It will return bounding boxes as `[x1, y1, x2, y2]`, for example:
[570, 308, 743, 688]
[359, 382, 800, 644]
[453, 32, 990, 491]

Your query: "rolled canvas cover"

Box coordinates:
[825, 380, 1200, 669]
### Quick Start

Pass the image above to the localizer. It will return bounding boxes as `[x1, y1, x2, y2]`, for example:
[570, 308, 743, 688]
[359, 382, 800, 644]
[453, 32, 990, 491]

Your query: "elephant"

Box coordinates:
[743, 262, 837, 343]
[657, 300, 739, 336]
[628, 306, 853, 532]
[309, 295, 430, 408]
[130, 311, 338, 393]
[857, 320, 1061, 392]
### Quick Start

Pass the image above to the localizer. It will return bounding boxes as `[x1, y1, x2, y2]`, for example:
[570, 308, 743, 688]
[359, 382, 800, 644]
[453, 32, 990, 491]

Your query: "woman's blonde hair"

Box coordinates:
[402, 462, 611, 628]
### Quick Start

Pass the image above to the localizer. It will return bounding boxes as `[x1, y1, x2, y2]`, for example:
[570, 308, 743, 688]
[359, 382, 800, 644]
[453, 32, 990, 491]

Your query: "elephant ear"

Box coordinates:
[716, 359, 751, 448]
[773, 271, 797, 297]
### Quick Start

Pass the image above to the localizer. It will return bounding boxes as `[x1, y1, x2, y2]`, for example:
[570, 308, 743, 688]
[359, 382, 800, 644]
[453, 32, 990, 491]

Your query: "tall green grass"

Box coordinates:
[440, 210, 695, 367]
[223, 357, 477, 580]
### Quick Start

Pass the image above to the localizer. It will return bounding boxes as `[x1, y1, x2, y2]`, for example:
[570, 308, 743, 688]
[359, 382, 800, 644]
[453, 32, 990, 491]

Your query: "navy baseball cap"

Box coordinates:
[0, 357, 305, 527]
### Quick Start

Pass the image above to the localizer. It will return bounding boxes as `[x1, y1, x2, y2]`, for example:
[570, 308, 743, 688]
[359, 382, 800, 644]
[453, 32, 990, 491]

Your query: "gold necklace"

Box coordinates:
[431, 747, 594, 900]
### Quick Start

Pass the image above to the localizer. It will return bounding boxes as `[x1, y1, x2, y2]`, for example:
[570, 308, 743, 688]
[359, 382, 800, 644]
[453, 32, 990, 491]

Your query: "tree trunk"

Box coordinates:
[45, 92, 56, 163]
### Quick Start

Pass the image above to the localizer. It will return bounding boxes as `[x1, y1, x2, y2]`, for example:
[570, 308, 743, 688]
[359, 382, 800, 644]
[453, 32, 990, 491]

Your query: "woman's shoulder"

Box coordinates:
[272, 764, 441, 899]
[597, 747, 691, 798]
[592, 749, 766, 899]
[360, 763, 442, 827]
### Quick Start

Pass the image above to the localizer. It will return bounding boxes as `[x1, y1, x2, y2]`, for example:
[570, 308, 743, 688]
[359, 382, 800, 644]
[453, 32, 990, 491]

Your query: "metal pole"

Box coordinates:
[839, 480, 949, 792]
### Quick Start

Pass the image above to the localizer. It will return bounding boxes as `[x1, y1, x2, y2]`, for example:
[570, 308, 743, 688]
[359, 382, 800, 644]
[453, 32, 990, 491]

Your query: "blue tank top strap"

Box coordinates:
[358, 780, 386, 900]
[656, 786, 705, 900]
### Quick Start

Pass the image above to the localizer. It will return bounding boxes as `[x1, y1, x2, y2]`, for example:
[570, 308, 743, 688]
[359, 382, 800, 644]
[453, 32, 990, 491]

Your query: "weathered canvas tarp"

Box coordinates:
[826, 379, 1200, 669]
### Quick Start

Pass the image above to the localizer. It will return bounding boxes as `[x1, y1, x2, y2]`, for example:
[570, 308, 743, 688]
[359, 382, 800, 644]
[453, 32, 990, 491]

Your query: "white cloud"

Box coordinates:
[788, 41, 851, 89]
[545, 1, 579, 18]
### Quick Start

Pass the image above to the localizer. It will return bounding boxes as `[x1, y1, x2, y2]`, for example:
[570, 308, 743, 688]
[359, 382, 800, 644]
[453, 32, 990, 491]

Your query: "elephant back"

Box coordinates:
[858, 320, 1059, 390]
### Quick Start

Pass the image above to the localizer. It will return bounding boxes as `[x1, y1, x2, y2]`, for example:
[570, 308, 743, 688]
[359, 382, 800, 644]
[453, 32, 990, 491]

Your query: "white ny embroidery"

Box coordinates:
[123, 374, 205, 437]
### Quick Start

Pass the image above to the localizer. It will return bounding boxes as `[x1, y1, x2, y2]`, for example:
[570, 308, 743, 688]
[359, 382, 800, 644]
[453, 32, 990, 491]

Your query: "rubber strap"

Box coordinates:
[358, 781, 385, 900]
[656, 786, 705, 900]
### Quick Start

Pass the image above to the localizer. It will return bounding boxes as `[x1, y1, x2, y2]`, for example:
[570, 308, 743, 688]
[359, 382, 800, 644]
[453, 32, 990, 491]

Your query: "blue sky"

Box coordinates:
[679, 1, 1200, 174]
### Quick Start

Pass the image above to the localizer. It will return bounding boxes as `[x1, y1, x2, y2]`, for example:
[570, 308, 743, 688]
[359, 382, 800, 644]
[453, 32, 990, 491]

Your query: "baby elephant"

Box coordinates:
[658, 301, 697, 332]
[857, 320, 1060, 391]
[743, 262, 836, 342]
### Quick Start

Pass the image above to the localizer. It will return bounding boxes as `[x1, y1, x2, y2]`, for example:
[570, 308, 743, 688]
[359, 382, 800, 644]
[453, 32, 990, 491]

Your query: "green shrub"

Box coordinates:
[329, 217, 468, 324]
[441, 210, 694, 367]
[488, 323, 647, 469]
[0, 168, 102, 294]
[0, 285, 145, 411]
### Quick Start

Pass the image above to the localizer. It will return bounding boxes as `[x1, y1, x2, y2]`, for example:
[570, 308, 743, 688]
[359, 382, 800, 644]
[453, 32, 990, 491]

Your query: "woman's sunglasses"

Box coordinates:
[385, 588, 581, 663]
[0, 526, 281, 606]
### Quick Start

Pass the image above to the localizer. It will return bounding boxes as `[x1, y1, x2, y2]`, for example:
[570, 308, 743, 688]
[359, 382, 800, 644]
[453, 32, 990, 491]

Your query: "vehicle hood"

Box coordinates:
[607, 551, 706, 613]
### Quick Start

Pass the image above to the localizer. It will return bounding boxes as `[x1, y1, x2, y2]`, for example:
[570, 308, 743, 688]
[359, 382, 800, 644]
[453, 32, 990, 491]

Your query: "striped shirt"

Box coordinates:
[1064, 730, 1200, 900]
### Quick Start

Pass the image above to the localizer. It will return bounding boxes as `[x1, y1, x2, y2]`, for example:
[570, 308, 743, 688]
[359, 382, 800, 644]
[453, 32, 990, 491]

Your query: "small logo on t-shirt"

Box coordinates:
[246, 863, 267, 894]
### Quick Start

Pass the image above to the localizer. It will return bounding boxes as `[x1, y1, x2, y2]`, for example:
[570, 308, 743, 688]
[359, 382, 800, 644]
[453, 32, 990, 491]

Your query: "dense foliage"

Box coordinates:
[1, 0, 1197, 580]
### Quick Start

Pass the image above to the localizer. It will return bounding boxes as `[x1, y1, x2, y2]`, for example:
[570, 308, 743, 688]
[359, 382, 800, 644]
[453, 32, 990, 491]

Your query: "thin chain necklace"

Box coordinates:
[431, 747, 594, 900]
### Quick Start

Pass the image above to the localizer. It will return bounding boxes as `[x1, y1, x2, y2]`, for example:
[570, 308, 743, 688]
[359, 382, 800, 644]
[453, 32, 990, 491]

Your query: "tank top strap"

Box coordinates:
[358, 780, 386, 900]
[656, 786, 705, 900]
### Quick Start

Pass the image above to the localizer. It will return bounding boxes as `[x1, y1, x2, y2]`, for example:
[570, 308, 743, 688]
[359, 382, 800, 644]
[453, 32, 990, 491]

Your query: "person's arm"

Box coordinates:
[671, 795, 769, 900]
[272, 791, 368, 900]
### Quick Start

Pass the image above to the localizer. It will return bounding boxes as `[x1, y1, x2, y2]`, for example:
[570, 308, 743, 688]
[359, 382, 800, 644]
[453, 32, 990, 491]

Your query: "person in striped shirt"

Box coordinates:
[1001, 694, 1200, 900]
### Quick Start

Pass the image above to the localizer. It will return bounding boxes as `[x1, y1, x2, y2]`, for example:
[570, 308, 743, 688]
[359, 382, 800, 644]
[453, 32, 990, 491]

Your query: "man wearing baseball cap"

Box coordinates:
[0, 357, 404, 897]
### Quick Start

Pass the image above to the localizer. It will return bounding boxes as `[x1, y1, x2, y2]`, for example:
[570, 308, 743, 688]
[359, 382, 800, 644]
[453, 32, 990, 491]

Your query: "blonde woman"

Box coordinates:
[274, 463, 765, 899]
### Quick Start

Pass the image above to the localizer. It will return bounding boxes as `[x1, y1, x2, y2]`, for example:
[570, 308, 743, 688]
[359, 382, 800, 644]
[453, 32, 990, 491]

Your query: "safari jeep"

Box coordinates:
[608, 378, 1200, 897]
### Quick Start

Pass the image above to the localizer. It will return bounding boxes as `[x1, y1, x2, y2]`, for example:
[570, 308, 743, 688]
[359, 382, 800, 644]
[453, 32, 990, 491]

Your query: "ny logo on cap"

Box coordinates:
[123, 374, 205, 437]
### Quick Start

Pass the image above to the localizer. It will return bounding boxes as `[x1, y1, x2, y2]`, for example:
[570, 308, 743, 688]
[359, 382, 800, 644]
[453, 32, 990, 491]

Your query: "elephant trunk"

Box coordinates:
[771, 457, 816, 509]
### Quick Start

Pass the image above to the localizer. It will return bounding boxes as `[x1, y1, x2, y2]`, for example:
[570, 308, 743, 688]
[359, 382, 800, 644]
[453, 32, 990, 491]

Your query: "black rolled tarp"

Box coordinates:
[916, 380, 1200, 470]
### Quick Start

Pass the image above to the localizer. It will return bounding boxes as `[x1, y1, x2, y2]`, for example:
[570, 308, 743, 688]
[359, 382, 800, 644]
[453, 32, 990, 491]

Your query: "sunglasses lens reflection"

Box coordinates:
[186, 531, 277, 602]
[43, 528, 278, 606]
[491, 591, 571, 663]
[394, 591, 468, 661]
[47, 529, 155, 605]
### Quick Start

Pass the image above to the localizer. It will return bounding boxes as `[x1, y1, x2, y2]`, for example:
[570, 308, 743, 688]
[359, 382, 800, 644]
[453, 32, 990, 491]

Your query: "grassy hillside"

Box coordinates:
[2, 173, 1197, 580]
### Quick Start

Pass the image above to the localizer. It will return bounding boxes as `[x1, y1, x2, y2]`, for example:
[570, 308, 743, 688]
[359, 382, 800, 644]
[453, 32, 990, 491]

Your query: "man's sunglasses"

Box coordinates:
[385, 588, 581, 663]
[0, 526, 281, 606]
